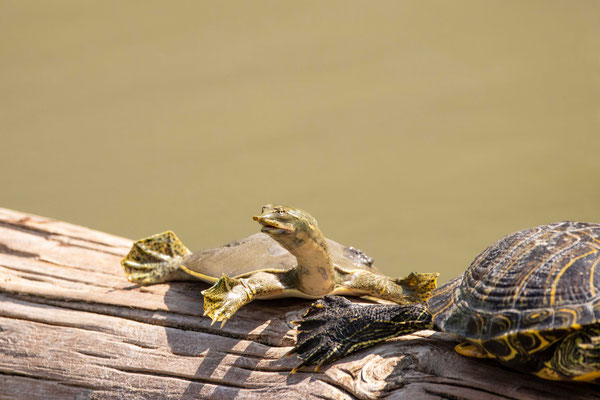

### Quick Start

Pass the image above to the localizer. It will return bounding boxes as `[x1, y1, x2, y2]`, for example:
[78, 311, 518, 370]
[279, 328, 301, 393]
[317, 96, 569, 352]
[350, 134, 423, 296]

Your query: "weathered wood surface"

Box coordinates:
[0, 208, 599, 400]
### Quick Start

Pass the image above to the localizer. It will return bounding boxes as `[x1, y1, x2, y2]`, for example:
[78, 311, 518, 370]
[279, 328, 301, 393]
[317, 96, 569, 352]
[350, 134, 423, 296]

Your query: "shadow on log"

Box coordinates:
[0, 208, 599, 399]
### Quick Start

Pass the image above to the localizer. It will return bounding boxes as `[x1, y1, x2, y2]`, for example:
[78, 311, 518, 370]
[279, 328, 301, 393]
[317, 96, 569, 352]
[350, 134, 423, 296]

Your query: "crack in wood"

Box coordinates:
[416, 380, 518, 400]
[74, 349, 116, 360]
[0, 368, 102, 391]
[0, 219, 127, 250]
[0, 243, 39, 258]
[104, 364, 259, 390]
[0, 263, 119, 288]
[38, 256, 123, 277]
[0, 220, 126, 258]
[423, 388, 469, 400]
[317, 375, 360, 400]
[313, 391, 355, 400]
[231, 363, 291, 374]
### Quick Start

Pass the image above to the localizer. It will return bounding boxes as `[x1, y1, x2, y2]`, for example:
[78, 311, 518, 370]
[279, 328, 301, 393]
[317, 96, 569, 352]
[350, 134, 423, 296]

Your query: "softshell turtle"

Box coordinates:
[122, 204, 438, 326]
[290, 221, 600, 381]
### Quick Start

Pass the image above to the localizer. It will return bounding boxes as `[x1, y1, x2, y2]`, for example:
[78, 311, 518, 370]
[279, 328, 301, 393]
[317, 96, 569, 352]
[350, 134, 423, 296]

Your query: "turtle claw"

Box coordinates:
[207, 317, 228, 328]
[289, 344, 332, 374]
[285, 348, 297, 358]
[290, 362, 304, 374]
[201, 274, 255, 326]
[314, 360, 327, 373]
[122, 260, 155, 270]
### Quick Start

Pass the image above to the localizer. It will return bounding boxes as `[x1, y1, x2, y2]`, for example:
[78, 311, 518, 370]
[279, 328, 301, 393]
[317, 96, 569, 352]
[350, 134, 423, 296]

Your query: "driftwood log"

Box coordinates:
[0, 208, 598, 400]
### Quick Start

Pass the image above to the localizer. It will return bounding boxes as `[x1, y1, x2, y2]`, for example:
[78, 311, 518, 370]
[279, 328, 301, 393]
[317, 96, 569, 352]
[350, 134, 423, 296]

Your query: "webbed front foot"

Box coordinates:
[201, 274, 255, 327]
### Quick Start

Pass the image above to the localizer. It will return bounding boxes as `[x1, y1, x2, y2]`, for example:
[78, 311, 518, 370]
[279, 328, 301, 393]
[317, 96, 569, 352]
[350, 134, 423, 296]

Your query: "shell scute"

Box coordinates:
[520, 308, 553, 329]
[486, 311, 520, 338]
[432, 221, 600, 340]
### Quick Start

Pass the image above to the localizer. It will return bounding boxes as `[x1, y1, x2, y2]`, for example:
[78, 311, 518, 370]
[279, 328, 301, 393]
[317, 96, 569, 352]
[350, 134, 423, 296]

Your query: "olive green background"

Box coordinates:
[2, 1, 599, 283]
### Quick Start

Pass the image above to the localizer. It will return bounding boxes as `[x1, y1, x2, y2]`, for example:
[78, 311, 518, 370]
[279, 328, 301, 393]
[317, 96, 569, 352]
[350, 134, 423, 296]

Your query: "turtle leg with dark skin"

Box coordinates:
[287, 295, 433, 372]
[334, 268, 438, 304]
[535, 324, 600, 382]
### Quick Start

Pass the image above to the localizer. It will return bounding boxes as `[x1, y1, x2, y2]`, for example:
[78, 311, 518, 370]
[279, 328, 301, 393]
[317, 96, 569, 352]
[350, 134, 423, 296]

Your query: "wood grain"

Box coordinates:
[0, 208, 598, 399]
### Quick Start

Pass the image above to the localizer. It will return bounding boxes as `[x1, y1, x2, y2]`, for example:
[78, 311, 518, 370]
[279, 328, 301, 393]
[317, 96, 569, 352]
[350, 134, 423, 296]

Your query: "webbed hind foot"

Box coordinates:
[337, 270, 438, 304]
[395, 272, 439, 302]
[122, 231, 191, 284]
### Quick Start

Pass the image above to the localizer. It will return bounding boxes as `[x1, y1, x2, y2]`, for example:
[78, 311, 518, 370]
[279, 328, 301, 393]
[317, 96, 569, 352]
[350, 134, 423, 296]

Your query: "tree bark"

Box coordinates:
[0, 207, 598, 400]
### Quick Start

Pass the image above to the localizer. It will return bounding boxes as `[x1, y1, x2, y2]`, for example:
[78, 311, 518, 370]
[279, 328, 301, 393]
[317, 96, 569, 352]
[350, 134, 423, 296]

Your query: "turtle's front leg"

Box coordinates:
[536, 325, 600, 381]
[201, 270, 289, 327]
[334, 268, 438, 304]
[288, 295, 432, 372]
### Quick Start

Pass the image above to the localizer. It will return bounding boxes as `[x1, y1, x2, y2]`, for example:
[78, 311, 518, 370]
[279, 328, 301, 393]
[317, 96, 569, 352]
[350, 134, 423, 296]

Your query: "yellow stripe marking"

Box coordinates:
[526, 331, 552, 354]
[583, 231, 600, 247]
[589, 257, 600, 297]
[480, 240, 540, 303]
[573, 370, 600, 382]
[454, 342, 490, 359]
[430, 297, 454, 319]
[508, 230, 579, 304]
[429, 280, 459, 318]
[180, 265, 220, 283]
[511, 244, 564, 303]
[500, 337, 521, 361]
[475, 229, 554, 304]
[550, 249, 598, 306]
[534, 366, 563, 381]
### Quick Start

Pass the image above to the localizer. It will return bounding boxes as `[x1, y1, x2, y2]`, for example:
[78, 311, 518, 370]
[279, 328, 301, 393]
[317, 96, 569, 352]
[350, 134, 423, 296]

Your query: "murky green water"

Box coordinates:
[2, 1, 599, 284]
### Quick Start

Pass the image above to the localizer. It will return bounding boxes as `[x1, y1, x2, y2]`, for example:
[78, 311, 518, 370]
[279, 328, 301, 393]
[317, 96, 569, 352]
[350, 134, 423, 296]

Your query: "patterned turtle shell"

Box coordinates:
[428, 221, 600, 347]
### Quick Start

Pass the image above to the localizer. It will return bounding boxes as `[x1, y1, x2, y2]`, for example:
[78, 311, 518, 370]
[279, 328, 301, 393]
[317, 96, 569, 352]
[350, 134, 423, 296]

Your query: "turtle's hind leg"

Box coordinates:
[122, 231, 191, 285]
[335, 269, 438, 304]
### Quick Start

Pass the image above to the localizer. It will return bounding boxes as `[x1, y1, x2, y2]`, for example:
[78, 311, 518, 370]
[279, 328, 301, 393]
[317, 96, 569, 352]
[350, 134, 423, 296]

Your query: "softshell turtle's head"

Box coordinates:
[253, 204, 320, 250]
[255, 204, 334, 295]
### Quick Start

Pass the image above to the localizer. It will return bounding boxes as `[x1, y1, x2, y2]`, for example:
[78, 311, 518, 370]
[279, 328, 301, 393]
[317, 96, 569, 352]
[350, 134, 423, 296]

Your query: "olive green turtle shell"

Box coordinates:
[182, 232, 376, 278]
[428, 221, 600, 342]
